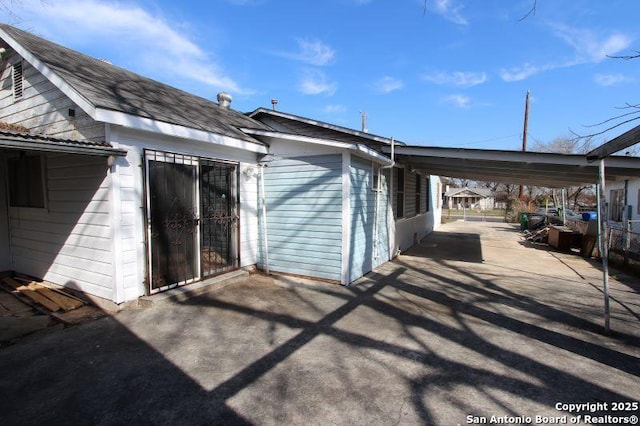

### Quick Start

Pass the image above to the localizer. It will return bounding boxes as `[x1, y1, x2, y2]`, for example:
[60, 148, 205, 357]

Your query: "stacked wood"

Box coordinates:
[1, 277, 85, 312]
[524, 226, 549, 244]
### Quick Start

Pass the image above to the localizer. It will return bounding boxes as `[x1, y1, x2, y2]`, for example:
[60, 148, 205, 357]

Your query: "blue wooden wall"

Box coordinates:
[260, 154, 343, 281]
[349, 156, 390, 282]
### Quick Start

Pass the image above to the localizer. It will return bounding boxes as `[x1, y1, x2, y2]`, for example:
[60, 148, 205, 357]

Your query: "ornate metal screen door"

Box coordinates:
[147, 154, 199, 291]
[146, 151, 238, 293]
[200, 160, 238, 276]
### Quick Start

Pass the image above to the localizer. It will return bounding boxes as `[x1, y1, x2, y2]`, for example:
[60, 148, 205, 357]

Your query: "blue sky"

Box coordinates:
[3, 0, 640, 150]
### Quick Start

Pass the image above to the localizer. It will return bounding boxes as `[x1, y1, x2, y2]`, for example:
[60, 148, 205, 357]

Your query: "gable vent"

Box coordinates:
[12, 61, 23, 100]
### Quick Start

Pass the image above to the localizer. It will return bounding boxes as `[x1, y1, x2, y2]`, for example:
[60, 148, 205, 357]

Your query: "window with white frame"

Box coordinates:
[396, 168, 405, 218]
[423, 177, 430, 213]
[8, 152, 46, 208]
[371, 162, 380, 191]
[415, 174, 421, 215]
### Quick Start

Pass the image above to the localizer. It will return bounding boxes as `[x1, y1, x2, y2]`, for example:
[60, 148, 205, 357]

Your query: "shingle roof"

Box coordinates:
[0, 129, 126, 156]
[0, 24, 271, 146]
[248, 108, 405, 147]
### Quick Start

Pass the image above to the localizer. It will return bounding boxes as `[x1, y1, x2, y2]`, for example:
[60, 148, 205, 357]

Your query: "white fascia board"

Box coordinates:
[0, 28, 97, 117]
[354, 144, 393, 165]
[96, 109, 268, 154]
[241, 128, 392, 164]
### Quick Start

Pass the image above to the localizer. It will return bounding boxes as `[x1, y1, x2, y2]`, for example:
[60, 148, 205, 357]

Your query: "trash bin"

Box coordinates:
[581, 211, 597, 221]
[520, 212, 529, 231]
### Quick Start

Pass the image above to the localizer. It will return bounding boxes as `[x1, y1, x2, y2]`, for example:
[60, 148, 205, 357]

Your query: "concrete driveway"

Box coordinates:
[1, 221, 639, 425]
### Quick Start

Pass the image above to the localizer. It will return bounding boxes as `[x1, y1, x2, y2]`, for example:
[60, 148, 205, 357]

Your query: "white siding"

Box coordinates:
[0, 49, 104, 141]
[0, 157, 9, 270]
[240, 163, 259, 267]
[394, 175, 442, 252]
[8, 152, 114, 300]
[111, 127, 260, 300]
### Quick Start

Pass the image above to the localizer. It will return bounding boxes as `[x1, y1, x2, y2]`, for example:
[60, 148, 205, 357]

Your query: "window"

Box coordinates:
[609, 188, 624, 222]
[371, 162, 379, 191]
[415, 174, 421, 215]
[8, 153, 45, 208]
[396, 168, 404, 218]
[424, 177, 430, 213]
[12, 61, 23, 100]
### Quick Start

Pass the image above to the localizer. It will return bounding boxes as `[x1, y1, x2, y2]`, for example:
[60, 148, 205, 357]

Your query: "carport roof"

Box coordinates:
[383, 145, 640, 188]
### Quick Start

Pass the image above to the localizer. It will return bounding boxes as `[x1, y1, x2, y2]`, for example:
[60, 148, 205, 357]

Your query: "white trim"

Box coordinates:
[240, 128, 392, 164]
[341, 151, 351, 285]
[97, 110, 268, 154]
[109, 156, 125, 304]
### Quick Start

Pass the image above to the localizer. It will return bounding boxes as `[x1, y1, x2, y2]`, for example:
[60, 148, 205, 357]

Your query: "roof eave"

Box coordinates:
[0, 134, 126, 157]
[248, 107, 405, 146]
[240, 127, 392, 164]
[97, 109, 268, 154]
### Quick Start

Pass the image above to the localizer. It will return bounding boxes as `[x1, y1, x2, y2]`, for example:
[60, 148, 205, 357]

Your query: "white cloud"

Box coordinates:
[299, 69, 337, 95]
[594, 73, 631, 87]
[429, 0, 467, 26]
[17, 0, 247, 93]
[422, 71, 487, 88]
[443, 94, 471, 108]
[279, 38, 335, 66]
[499, 63, 543, 82]
[550, 23, 632, 63]
[373, 76, 404, 93]
[324, 104, 347, 113]
[501, 24, 633, 83]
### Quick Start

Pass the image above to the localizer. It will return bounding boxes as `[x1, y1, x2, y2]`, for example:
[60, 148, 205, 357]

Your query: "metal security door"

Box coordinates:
[200, 160, 238, 276]
[147, 152, 199, 291]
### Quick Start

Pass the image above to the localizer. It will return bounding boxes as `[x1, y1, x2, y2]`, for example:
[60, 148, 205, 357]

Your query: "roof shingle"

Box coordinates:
[0, 24, 271, 146]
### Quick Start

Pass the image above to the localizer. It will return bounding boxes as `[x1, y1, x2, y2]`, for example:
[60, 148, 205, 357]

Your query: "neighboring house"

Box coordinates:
[444, 187, 495, 210]
[0, 24, 441, 306]
[605, 178, 640, 227]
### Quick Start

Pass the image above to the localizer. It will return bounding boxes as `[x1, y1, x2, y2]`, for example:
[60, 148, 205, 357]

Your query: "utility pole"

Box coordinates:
[518, 90, 530, 200]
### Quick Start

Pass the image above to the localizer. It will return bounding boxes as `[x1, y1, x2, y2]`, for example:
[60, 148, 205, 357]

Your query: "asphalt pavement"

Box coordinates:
[1, 221, 638, 425]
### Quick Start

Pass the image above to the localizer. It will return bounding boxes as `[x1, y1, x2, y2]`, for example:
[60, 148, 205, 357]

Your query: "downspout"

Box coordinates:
[374, 137, 395, 260]
[259, 164, 269, 274]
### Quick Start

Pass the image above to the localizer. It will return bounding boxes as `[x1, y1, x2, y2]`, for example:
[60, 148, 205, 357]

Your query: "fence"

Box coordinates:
[608, 221, 640, 261]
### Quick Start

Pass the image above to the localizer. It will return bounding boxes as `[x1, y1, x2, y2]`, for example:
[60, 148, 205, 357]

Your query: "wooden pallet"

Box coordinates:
[1, 277, 85, 312]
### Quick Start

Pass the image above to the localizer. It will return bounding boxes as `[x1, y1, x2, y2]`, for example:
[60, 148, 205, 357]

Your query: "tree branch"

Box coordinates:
[518, 0, 537, 21]
[607, 50, 640, 60]
[582, 108, 640, 128]
[570, 115, 640, 140]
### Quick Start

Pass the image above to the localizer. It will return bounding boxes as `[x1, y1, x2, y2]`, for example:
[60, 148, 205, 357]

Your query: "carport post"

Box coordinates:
[597, 159, 611, 333]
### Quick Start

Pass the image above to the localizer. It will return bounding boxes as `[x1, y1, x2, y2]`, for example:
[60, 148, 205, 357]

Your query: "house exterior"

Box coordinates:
[444, 187, 495, 210]
[0, 24, 441, 306]
[605, 178, 640, 228]
[247, 108, 442, 283]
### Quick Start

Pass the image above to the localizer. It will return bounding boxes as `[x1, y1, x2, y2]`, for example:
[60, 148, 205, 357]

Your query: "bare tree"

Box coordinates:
[532, 137, 596, 210]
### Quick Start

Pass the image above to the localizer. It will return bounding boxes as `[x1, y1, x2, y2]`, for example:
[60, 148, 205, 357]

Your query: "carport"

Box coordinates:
[381, 137, 640, 333]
